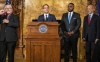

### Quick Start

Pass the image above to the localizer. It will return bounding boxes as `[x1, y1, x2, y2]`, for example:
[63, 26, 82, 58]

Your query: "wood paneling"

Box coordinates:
[23, 0, 88, 60]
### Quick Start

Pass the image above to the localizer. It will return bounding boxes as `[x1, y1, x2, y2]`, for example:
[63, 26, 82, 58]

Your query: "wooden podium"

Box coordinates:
[25, 22, 60, 62]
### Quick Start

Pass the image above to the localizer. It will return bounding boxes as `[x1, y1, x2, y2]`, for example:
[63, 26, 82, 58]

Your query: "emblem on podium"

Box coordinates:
[39, 24, 48, 33]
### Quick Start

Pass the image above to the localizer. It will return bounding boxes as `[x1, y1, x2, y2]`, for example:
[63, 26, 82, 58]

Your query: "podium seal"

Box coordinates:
[39, 24, 48, 33]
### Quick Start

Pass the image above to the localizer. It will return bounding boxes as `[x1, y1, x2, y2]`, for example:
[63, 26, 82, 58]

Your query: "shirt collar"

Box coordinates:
[68, 11, 73, 14]
[44, 13, 49, 17]
[89, 13, 93, 17]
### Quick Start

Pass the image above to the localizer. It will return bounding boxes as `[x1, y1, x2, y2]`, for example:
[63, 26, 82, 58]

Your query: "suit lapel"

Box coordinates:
[42, 14, 45, 21]
[86, 15, 89, 25]
[65, 13, 70, 31]
[48, 14, 50, 21]
[65, 13, 69, 25]
[89, 14, 94, 25]
[6, 14, 13, 23]
[70, 12, 75, 24]
[65, 13, 68, 23]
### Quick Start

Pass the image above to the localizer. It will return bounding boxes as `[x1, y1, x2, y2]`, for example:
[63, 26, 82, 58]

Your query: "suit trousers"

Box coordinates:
[92, 40, 100, 62]
[64, 36, 78, 62]
[0, 40, 16, 62]
[85, 41, 95, 62]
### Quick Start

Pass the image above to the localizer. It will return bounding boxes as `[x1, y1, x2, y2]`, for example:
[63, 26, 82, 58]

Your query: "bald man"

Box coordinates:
[0, 4, 19, 62]
[82, 4, 100, 62]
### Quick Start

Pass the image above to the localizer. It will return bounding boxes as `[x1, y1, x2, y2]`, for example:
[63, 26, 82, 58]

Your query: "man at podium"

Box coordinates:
[37, 4, 56, 22]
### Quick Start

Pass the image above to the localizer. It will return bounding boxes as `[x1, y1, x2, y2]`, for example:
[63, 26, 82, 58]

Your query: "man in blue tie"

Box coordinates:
[61, 3, 81, 62]
[37, 4, 56, 22]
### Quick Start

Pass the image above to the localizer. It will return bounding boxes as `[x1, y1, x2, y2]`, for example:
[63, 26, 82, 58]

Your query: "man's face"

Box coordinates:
[68, 4, 74, 12]
[87, 5, 94, 14]
[43, 5, 49, 13]
[4, 5, 13, 14]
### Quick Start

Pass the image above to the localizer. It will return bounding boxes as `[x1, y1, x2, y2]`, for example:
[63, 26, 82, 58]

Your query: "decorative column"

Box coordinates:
[11, 0, 25, 58]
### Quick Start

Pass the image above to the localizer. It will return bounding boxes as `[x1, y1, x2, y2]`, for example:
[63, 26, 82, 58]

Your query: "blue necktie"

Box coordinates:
[68, 12, 71, 24]
[68, 12, 71, 31]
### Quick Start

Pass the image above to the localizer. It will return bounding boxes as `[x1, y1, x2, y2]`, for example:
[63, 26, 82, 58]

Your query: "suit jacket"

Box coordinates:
[82, 14, 100, 42]
[0, 14, 19, 42]
[61, 12, 81, 38]
[37, 14, 56, 22]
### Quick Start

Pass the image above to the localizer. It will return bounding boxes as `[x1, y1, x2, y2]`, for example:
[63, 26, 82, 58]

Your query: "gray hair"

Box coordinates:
[4, 4, 13, 10]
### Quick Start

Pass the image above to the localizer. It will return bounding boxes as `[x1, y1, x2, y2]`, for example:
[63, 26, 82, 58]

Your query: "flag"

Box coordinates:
[6, 0, 11, 5]
[97, 0, 100, 16]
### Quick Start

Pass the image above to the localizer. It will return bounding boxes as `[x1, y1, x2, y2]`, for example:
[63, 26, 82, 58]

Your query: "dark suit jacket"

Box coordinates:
[61, 12, 81, 38]
[82, 14, 100, 42]
[37, 14, 56, 22]
[0, 14, 19, 42]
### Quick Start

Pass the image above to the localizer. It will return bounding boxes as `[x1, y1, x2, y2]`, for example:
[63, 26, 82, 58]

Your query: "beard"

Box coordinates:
[68, 9, 74, 12]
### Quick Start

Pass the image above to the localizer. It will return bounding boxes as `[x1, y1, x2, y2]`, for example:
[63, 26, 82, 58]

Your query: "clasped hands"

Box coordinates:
[65, 31, 74, 36]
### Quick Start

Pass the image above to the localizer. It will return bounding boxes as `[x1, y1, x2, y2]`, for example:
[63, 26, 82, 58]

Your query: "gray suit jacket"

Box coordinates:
[61, 12, 81, 38]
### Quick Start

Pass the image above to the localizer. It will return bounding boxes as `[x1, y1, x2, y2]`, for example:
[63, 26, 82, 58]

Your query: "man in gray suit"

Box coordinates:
[61, 3, 81, 62]
[0, 4, 19, 62]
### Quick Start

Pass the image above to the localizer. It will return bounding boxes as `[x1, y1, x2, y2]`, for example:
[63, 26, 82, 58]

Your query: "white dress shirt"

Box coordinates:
[44, 14, 49, 20]
[89, 13, 93, 20]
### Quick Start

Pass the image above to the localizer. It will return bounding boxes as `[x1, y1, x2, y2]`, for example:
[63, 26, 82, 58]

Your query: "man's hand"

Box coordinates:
[67, 32, 72, 36]
[82, 38, 86, 48]
[3, 19, 9, 23]
[95, 39, 99, 44]
[70, 31, 74, 35]
[67, 31, 74, 36]
[83, 38, 86, 44]
[0, 10, 5, 15]
[65, 31, 74, 36]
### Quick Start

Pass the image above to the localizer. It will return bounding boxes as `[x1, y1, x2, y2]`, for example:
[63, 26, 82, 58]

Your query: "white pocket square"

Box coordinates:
[73, 18, 77, 19]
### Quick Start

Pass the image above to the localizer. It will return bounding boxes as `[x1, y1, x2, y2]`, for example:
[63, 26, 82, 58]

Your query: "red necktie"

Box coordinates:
[88, 15, 90, 25]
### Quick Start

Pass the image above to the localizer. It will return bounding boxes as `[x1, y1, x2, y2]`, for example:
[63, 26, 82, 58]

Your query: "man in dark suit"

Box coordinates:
[61, 3, 81, 62]
[82, 4, 100, 62]
[0, 4, 19, 62]
[38, 4, 56, 22]
[91, 15, 100, 62]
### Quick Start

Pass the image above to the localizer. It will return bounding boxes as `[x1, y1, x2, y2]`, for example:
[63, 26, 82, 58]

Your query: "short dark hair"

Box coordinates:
[42, 4, 49, 9]
[68, 3, 74, 6]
